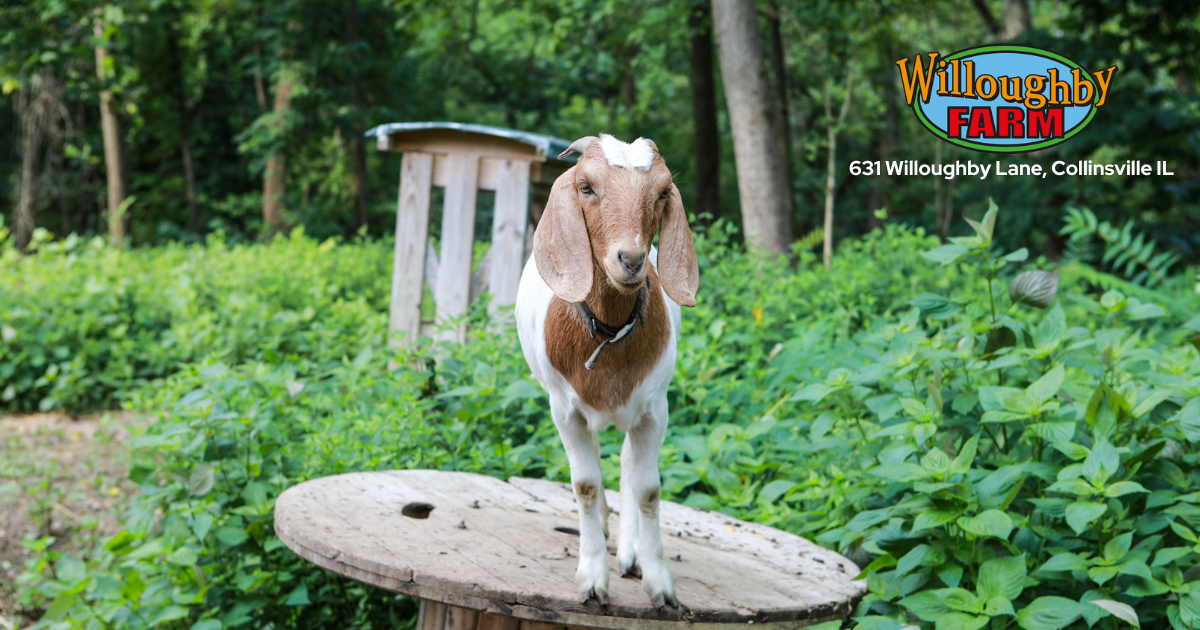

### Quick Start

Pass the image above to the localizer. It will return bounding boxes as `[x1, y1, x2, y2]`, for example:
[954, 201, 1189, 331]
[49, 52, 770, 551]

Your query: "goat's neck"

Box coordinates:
[580, 262, 640, 326]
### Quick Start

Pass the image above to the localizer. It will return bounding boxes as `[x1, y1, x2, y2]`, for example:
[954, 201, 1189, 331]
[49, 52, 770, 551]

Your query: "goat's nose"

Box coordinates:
[618, 251, 645, 275]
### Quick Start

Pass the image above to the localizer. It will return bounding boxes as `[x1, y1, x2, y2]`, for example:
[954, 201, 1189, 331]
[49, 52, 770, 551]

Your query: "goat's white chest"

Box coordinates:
[515, 251, 680, 433]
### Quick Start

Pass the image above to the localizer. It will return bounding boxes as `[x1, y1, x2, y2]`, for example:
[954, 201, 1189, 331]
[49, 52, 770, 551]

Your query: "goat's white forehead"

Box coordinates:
[598, 134, 654, 171]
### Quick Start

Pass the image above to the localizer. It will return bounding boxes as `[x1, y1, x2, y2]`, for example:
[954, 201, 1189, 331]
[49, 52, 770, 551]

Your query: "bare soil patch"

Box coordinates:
[0, 412, 143, 628]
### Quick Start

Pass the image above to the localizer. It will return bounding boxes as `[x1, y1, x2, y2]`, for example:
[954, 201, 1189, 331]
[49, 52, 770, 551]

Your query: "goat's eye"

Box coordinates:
[658, 189, 670, 200]
[579, 182, 593, 195]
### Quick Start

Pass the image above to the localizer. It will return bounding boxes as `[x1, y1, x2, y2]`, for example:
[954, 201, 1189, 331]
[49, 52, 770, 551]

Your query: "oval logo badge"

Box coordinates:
[895, 45, 1117, 153]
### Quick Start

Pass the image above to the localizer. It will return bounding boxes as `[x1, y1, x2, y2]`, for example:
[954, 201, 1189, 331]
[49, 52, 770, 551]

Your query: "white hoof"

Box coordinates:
[576, 554, 609, 605]
[640, 560, 678, 608]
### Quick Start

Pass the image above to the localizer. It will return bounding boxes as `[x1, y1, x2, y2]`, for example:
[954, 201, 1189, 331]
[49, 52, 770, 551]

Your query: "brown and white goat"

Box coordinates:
[515, 134, 698, 608]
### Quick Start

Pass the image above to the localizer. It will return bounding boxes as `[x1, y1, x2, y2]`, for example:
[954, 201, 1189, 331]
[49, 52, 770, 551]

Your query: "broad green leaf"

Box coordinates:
[938, 564, 964, 588]
[1090, 600, 1139, 628]
[43, 593, 77, 621]
[897, 544, 932, 576]
[165, 546, 199, 566]
[189, 464, 215, 496]
[1033, 305, 1066, 352]
[920, 244, 970, 266]
[957, 510, 1012, 539]
[1035, 553, 1089, 573]
[870, 463, 928, 482]
[1103, 532, 1133, 562]
[942, 588, 983, 613]
[975, 464, 1026, 503]
[1103, 481, 1148, 498]
[979, 387, 1025, 412]
[1083, 440, 1119, 486]
[1016, 597, 1089, 630]
[150, 605, 191, 626]
[1174, 399, 1200, 444]
[935, 612, 988, 630]
[1051, 442, 1089, 460]
[1027, 422, 1075, 444]
[986, 596, 1016, 617]
[913, 510, 959, 533]
[853, 616, 901, 630]
[1026, 365, 1065, 405]
[1131, 389, 1173, 419]
[810, 413, 836, 442]
[284, 584, 310, 606]
[1065, 501, 1107, 535]
[978, 555, 1026, 601]
[1045, 478, 1093, 496]
[900, 591, 951, 622]
[1115, 559, 1152, 580]
[1088, 565, 1120, 585]
[950, 434, 981, 474]
[759, 479, 801, 503]
[791, 382, 833, 403]
[1180, 593, 1200, 628]
[1153, 546, 1192, 567]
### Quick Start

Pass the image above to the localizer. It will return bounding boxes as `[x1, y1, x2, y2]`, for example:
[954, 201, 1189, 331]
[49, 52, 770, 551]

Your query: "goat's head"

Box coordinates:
[533, 134, 699, 307]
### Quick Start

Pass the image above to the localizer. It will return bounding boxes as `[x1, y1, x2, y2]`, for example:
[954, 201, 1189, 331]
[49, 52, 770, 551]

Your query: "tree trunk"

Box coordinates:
[688, 1, 720, 221]
[346, 0, 369, 231]
[181, 127, 199, 234]
[821, 69, 855, 269]
[262, 76, 293, 235]
[711, 0, 793, 255]
[766, 1, 793, 201]
[95, 18, 128, 246]
[14, 85, 43, 250]
[1003, 0, 1032, 39]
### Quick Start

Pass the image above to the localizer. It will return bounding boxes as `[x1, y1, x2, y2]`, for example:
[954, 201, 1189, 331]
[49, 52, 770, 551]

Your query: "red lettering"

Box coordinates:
[967, 107, 997, 138]
[996, 107, 1024, 138]
[946, 107, 970, 138]
[1028, 107, 1064, 138]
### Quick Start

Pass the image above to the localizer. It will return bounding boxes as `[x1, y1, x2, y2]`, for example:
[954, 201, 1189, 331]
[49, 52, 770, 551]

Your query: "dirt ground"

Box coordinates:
[0, 412, 141, 628]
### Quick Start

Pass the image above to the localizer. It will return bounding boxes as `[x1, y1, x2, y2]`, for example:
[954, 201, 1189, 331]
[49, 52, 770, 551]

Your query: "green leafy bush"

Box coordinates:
[11, 210, 1200, 630]
[0, 228, 391, 412]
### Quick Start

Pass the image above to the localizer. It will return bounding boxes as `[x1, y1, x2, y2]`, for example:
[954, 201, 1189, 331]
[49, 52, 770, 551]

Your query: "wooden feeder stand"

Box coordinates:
[275, 470, 866, 630]
[368, 122, 574, 345]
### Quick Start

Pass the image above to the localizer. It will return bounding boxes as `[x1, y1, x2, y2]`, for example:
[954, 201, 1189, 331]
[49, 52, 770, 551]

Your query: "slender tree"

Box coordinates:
[345, 0, 368, 231]
[711, 0, 793, 255]
[688, 1, 720, 220]
[1003, 0, 1032, 39]
[94, 14, 129, 245]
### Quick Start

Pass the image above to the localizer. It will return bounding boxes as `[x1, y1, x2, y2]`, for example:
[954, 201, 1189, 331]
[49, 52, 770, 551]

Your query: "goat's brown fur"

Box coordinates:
[545, 263, 670, 411]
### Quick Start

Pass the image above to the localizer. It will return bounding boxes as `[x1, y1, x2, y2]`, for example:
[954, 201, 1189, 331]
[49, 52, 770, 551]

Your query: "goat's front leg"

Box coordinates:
[621, 405, 677, 608]
[553, 405, 609, 604]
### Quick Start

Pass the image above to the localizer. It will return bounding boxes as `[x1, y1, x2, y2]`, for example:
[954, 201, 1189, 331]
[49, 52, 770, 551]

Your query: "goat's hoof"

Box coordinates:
[579, 587, 608, 606]
[620, 560, 641, 579]
[642, 564, 677, 609]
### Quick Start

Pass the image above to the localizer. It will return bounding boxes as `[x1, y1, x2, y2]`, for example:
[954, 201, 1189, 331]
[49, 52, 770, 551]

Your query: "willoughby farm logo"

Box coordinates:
[895, 45, 1117, 153]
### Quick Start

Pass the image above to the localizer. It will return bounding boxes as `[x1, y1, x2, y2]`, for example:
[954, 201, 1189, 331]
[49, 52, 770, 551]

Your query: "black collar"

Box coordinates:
[575, 278, 650, 371]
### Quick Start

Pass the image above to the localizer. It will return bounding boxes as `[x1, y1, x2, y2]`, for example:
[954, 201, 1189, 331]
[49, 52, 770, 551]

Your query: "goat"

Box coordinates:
[515, 134, 699, 608]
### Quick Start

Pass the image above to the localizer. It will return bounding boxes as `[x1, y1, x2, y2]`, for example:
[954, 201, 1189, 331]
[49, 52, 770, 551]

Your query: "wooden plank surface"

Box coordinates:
[390, 152, 433, 349]
[434, 153, 480, 343]
[275, 471, 865, 630]
[488, 159, 532, 319]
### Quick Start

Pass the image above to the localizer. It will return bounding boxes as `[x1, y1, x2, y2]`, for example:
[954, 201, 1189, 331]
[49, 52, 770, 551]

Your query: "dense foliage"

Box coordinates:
[7, 205, 1200, 629]
[1, 0, 1197, 261]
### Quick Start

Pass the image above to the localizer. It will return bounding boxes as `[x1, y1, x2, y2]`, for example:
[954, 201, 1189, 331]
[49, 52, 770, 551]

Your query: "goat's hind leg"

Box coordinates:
[617, 433, 641, 577]
[553, 405, 609, 604]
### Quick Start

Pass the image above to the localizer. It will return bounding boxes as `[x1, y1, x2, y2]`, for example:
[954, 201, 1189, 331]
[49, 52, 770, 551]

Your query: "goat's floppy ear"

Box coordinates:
[658, 183, 699, 307]
[534, 169, 593, 303]
[558, 136, 597, 160]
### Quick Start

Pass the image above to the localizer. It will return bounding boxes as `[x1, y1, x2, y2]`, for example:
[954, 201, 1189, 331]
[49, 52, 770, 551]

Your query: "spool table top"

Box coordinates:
[274, 470, 866, 630]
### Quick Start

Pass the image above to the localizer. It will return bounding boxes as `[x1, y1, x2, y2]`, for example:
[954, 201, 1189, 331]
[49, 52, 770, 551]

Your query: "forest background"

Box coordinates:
[1, 0, 1196, 261]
